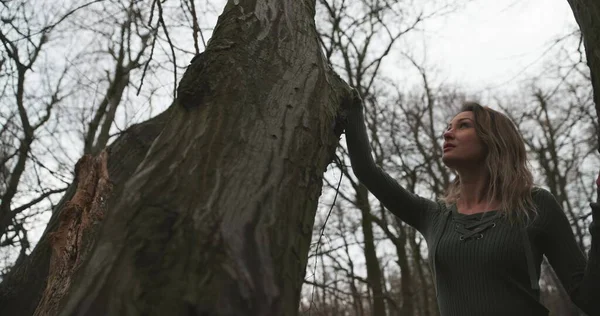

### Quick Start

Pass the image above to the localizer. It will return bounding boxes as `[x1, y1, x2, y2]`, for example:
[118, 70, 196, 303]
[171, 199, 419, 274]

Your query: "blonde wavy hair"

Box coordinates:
[442, 102, 538, 225]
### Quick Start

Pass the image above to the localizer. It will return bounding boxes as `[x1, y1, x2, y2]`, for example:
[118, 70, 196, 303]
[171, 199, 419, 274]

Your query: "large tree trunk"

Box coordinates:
[566, 0, 600, 145]
[0, 1, 351, 315]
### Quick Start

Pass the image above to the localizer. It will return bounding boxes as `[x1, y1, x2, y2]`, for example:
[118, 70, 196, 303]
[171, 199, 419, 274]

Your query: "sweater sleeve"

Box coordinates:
[537, 189, 600, 314]
[344, 104, 436, 233]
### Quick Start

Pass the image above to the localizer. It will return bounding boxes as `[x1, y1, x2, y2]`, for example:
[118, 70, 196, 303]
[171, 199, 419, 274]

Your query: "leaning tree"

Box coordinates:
[0, 0, 352, 315]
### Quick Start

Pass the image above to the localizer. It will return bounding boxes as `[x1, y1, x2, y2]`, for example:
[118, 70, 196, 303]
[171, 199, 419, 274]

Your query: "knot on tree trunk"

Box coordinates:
[33, 151, 112, 316]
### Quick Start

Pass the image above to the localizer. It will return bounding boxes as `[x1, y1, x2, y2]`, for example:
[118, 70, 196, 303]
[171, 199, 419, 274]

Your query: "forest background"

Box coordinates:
[0, 0, 597, 315]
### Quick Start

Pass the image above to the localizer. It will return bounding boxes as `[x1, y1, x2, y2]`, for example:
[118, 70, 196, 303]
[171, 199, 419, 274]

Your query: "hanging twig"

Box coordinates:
[155, 0, 178, 100]
[188, 0, 203, 54]
[309, 160, 343, 315]
[136, 26, 158, 96]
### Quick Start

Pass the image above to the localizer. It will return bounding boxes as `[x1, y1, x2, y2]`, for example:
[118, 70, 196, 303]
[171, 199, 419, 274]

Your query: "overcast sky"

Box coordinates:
[196, 0, 578, 99]
[416, 0, 577, 94]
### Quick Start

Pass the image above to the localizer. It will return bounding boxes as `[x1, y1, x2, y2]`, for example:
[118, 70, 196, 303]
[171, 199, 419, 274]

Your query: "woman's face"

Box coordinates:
[441, 111, 487, 169]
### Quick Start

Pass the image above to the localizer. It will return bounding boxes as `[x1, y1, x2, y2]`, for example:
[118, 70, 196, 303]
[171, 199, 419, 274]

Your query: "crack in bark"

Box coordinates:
[33, 151, 112, 316]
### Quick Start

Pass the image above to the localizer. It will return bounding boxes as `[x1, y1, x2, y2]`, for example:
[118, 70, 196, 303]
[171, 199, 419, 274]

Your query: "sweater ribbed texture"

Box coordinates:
[345, 105, 600, 316]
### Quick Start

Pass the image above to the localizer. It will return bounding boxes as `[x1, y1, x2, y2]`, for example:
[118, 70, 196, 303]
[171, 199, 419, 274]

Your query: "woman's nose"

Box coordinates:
[443, 129, 454, 140]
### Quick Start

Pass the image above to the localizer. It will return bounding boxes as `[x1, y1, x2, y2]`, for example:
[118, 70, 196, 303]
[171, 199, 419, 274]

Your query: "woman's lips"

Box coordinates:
[443, 145, 455, 152]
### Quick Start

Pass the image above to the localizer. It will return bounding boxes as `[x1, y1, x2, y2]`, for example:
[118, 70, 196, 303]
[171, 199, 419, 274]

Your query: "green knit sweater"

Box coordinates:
[345, 105, 600, 316]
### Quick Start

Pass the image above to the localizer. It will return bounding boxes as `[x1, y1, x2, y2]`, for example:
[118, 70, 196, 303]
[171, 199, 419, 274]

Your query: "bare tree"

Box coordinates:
[0, 0, 209, 275]
[79, 1, 154, 155]
[308, 1, 467, 315]
[0, 0, 354, 314]
[0, 0, 95, 269]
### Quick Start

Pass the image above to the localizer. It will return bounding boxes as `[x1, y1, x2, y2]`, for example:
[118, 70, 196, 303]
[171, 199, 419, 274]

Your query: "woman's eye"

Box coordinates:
[459, 122, 469, 128]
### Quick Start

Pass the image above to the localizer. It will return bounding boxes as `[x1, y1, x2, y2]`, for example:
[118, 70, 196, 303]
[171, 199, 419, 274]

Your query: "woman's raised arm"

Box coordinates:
[537, 186, 600, 315]
[344, 91, 436, 232]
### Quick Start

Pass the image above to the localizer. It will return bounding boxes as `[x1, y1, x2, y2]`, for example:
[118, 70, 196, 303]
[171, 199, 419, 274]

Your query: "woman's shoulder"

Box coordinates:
[528, 187, 565, 225]
[530, 187, 559, 206]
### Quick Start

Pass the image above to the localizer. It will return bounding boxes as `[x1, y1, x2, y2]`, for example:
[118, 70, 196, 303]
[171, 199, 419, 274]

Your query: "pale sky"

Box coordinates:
[198, 0, 578, 97]
[415, 0, 577, 93]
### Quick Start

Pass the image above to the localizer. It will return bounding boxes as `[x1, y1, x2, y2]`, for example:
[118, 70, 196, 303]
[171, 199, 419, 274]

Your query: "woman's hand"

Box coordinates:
[343, 88, 364, 111]
[338, 89, 364, 135]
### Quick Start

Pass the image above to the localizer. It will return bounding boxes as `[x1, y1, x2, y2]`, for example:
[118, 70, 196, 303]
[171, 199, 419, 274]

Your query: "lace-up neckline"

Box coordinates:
[451, 205, 501, 241]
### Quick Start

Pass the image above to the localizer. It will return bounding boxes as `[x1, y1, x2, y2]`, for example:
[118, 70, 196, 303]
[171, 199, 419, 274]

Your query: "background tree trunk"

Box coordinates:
[566, 0, 600, 146]
[0, 0, 352, 315]
[356, 184, 386, 316]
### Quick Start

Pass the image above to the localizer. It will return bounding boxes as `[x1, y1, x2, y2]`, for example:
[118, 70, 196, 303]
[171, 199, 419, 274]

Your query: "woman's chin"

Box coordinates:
[441, 155, 454, 166]
[441, 156, 460, 169]
[442, 155, 485, 171]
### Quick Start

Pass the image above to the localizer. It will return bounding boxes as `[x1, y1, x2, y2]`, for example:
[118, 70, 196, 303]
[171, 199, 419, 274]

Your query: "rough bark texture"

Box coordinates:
[0, 107, 173, 316]
[566, 0, 600, 146]
[1, 0, 351, 315]
[33, 152, 112, 316]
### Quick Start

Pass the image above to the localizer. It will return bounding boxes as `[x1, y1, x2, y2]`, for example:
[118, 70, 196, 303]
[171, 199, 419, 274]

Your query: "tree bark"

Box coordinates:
[566, 0, 600, 148]
[0, 107, 173, 316]
[0, 0, 352, 315]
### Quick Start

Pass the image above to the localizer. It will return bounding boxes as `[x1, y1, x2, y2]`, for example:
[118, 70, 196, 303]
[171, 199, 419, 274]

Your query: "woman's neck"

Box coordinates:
[456, 165, 498, 212]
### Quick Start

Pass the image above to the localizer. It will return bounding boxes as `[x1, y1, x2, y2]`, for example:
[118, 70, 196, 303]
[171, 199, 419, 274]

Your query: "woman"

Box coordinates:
[345, 94, 599, 316]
